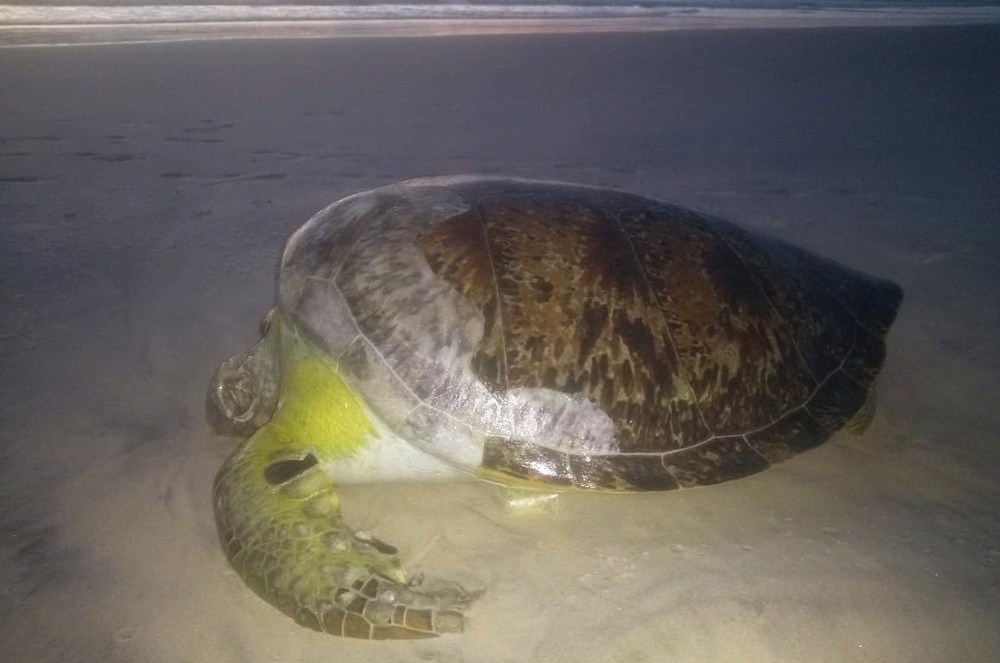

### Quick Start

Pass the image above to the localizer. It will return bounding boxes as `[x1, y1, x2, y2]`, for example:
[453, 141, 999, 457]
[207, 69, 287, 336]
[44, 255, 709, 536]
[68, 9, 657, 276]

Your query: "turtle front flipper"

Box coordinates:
[214, 430, 473, 639]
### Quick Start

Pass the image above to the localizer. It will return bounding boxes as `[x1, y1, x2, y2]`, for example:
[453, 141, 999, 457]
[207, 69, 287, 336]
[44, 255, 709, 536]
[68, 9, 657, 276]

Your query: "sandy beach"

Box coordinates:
[1, 23, 999, 662]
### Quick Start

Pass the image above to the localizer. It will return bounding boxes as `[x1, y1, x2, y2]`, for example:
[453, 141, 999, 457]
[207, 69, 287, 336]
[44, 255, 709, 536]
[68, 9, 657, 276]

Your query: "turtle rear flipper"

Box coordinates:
[844, 386, 878, 436]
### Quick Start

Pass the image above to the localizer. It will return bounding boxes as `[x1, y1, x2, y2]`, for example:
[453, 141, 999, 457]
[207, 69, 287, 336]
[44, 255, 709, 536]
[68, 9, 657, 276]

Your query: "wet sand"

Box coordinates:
[1, 25, 999, 662]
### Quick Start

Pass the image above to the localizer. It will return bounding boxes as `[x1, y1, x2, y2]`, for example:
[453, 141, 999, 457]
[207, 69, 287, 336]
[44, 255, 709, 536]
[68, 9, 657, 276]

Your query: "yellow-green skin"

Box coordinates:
[213, 318, 471, 639]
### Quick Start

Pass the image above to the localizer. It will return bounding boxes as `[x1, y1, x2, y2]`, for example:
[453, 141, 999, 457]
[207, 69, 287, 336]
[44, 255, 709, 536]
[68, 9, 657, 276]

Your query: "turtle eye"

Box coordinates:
[259, 309, 275, 337]
[222, 382, 256, 420]
[264, 454, 318, 485]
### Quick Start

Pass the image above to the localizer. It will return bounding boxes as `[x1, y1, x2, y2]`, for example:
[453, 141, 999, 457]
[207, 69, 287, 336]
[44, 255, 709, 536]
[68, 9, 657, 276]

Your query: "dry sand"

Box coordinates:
[1, 24, 999, 662]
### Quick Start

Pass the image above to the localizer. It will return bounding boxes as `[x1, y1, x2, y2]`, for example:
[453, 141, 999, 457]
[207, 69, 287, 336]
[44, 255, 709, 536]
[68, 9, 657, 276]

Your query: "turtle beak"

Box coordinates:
[207, 322, 281, 438]
[207, 355, 262, 437]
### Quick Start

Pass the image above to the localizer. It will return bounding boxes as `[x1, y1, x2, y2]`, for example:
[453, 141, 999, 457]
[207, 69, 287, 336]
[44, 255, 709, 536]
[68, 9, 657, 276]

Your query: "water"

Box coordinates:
[2, 1, 998, 26]
[1, 2, 998, 48]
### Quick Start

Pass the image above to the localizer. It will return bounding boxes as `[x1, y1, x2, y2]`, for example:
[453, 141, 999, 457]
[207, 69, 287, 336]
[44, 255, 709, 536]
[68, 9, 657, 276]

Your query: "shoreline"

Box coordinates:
[3, 7, 1000, 47]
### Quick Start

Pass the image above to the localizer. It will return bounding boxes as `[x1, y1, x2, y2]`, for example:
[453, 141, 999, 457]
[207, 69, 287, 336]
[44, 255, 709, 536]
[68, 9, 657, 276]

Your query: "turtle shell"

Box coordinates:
[277, 176, 902, 491]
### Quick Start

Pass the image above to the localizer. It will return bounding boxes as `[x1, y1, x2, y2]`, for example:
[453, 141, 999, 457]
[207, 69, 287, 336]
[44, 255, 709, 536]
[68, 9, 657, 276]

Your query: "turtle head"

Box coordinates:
[207, 310, 281, 438]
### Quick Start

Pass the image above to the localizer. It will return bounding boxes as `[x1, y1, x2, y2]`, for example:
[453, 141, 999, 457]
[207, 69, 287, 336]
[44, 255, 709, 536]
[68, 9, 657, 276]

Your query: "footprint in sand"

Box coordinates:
[165, 136, 225, 144]
[183, 121, 236, 135]
[897, 239, 959, 265]
[0, 176, 52, 183]
[204, 173, 288, 185]
[1, 135, 61, 142]
[93, 154, 143, 162]
[250, 149, 305, 161]
[73, 151, 143, 162]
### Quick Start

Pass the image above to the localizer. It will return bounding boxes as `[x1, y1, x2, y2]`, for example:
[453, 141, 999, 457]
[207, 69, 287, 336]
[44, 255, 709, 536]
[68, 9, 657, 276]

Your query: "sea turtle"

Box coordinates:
[207, 175, 902, 639]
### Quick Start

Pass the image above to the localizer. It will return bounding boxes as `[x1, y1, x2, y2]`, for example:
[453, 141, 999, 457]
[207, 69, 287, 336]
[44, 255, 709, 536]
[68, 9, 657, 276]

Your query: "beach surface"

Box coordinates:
[1, 24, 999, 662]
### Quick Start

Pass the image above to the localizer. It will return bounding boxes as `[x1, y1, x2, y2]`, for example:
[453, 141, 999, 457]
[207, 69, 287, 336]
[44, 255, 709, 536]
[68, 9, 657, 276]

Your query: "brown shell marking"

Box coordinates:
[422, 196, 709, 452]
[419, 181, 902, 490]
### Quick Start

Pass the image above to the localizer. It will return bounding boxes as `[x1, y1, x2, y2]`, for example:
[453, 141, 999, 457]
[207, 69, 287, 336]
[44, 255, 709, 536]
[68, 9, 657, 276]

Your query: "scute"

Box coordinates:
[280, 176, 902, 491]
